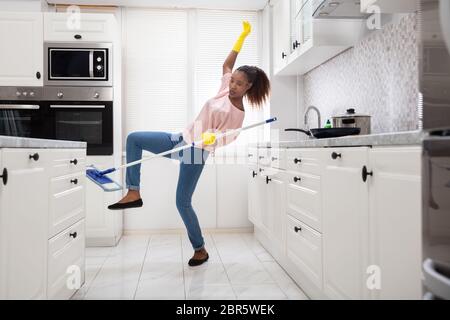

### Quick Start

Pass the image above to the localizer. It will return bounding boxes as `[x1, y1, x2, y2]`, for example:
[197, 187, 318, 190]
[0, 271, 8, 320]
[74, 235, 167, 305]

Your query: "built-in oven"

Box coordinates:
[44, 42, 112, 87]
[43, 87, 113, 156]
[0, 87, 49, 138]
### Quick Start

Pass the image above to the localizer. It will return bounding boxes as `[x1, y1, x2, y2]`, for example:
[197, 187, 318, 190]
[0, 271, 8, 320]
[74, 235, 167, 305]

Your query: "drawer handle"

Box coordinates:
[259, 156, 265, 159]
[29, 153, 39, 161]
[266, 176, 272, 184]
[294, 226, 302, 233]
[271, 157, 278, 161]
[252, 171, 257, 178]
[259, 168, 264, 172]
[362, 166, 373, 182]
[331, 152, 342, 160]
[293, 176, 301, 183]
[74, 34, 82, 40]
[0, 168, 7, 186]
[69, 232, 77, 239]
[70, 178, 78, 185]
[248, 154, 254, 157]
[70, 159, 78, 165]
[294, 158, 301, 164]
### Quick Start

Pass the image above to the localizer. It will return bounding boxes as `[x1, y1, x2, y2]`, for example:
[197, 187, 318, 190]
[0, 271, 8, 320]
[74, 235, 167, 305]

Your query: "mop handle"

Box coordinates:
[101, 117, 277, 175]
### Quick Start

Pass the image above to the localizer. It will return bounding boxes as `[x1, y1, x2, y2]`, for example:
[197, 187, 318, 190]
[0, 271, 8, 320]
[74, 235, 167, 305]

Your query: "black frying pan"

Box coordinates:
[285, 127, 361, 139]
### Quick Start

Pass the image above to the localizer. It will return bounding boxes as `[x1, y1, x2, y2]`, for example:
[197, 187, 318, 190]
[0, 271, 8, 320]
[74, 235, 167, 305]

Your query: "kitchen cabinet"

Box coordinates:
[367, 147, 422, 299]
[44, 12, 116, 42]
[0, 147, 86, 300]
[322, 147, 370, 300]
[0, 149, 48, 299]
[249, 144, 422, 300]
[361, 0, 418, 13]
[272, 0, 291, 74]
[0, 12, 43, 86]
[274, 0, 368, 76]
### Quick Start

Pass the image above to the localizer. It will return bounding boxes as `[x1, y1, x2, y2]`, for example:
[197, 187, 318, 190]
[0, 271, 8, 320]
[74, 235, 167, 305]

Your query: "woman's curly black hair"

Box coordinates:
[236, 65, 270, 109]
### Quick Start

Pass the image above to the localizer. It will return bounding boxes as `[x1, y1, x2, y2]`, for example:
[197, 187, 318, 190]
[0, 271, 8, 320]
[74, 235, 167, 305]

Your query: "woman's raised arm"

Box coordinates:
[223, 21, 251, 75]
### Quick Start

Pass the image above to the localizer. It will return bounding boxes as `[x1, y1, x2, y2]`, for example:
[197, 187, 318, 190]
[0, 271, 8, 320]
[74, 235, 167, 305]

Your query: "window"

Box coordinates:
[123, 8, 266, 152]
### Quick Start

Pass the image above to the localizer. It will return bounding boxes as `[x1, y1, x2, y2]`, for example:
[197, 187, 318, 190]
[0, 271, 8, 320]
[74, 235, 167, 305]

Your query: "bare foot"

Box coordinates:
[118, 190, 141, 203]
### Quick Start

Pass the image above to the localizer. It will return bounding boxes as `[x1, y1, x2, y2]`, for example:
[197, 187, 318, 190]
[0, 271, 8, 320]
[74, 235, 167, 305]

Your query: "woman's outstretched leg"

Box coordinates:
[108, 131, 181, 210]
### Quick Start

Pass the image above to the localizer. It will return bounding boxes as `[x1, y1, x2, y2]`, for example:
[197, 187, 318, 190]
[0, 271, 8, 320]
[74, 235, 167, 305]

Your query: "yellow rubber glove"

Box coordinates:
[232, 21, 252, 53]
[201, 132, 216, 146]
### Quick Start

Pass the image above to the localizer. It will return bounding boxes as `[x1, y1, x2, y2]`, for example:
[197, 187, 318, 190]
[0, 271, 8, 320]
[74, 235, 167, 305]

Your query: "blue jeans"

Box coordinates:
[125, 131, 209, 250]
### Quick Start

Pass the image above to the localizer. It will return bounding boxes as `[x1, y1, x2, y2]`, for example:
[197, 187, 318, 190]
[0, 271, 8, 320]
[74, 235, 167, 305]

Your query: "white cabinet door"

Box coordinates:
[0, 12, 43, 86]
[0, 149, 48, 299]
[266, 169, 286, 245]
[322, 147, 370, 300]
[248, 164, 260, 226]
[44, 12, 116, 42]
[368, 147, 422, 299]
[272, 0, 291, 74]
[257, 167, 271, 237]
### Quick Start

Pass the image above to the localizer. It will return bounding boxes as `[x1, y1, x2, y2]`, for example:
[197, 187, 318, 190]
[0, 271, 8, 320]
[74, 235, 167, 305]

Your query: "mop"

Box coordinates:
[86, 117, 278, 191]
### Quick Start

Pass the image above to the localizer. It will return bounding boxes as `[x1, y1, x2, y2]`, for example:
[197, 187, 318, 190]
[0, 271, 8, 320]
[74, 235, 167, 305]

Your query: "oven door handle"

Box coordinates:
[0, 104, 40, 110]
[89, 50, 94, 78]
[50, 105, 105, 109]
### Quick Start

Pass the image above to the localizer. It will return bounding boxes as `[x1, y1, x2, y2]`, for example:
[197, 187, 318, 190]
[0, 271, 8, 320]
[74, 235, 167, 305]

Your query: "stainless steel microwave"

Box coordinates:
[44, 42, 112, 86]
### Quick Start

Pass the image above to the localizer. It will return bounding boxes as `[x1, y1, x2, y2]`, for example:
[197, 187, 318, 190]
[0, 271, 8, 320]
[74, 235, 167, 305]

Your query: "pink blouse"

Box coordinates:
[182, 73, 245, 152]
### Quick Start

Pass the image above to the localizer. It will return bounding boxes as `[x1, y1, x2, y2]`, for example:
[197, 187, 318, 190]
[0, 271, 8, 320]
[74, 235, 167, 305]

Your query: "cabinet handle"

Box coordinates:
[266, 176, 272, 184]
[74, 34, 82, 40]
[0, 168, 7, 185]
[70, 159, 78, 165]
[293, 40, 300, 49]
[293, 176, 301, 183]
[362, 166, 373, 182]
[70, 178, 78, 184]
[271, 157, 278, 161]
[331, 152, 342, 160]
[294, 226, 302, 233]
[248, 154, 254, 157]
[259, 168, 264, 172]
[69, 232, 77, 239]
[259, 156, 265, 159]
[36, 71, 41, 79]
[29, 153, 39, 161]
[282, 52, 287, 59]
[294, 158, 302, 164]
[252, 171, 257, 178]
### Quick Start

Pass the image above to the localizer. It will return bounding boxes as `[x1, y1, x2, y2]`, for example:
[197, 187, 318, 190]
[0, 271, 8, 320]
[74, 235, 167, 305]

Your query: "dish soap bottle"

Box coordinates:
[324, 119, 332, 129]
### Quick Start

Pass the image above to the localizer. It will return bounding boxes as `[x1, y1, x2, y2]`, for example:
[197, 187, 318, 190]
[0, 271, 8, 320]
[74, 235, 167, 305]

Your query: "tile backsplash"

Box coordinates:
[303, 13, 419, 133]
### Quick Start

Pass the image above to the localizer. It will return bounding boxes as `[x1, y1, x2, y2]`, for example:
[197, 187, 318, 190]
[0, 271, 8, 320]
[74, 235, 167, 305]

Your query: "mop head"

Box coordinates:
[86, 166, 122, 192]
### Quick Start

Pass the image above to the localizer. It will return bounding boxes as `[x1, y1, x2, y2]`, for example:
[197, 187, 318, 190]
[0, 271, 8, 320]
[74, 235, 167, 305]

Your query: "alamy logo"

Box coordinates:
[66, 5, 81, 30]
[366, 265, 381, 290]
[366, 5, 382, 30]
[66, 265, 81, 290]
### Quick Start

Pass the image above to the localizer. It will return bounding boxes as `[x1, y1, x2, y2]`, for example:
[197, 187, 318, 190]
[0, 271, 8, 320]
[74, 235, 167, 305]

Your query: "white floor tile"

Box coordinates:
[186, 284, 236, 300]
[233, 283, 288, 300]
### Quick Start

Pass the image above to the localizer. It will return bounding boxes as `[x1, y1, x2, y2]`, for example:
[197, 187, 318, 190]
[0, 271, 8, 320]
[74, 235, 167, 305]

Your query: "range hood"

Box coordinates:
[312, 0, 370, 19]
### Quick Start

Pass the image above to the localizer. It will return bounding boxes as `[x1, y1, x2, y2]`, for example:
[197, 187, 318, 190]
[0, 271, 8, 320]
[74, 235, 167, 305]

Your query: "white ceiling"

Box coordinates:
[45, 0, 269, 10]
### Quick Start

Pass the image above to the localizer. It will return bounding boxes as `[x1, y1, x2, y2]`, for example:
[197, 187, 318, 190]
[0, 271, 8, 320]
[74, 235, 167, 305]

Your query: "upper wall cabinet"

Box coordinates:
[0, 12, 43, 86]
[273, 0, 369, 76]
[361, 0, 418, 14]
[44, 13, 116, 42]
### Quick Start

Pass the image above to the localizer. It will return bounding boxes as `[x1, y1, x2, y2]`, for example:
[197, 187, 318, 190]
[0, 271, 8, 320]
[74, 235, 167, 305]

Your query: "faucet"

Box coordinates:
[304, 105, 321, 130]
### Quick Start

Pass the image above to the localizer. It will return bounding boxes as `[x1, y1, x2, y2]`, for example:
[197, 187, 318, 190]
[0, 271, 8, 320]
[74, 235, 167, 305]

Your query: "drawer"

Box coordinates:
[286, 171, 322, 232]
[48, 219, 85, 300]
[286, 148, 323, 175]
[247, 147, 258, 165]
[44, 13, 116, 42]
[324, 147, 369, 167]
[286, 214, 323, 289]
[49, 172, 85, 238]
[258, 148, 272, 167]
[1, 148, 48, 170]
[49, 149, 86, 178]
[258, 148, 286, 170]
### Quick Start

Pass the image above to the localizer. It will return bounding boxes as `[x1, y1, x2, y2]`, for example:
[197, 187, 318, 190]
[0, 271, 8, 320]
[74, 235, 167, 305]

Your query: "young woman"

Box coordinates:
[108, 21, 270, 266]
